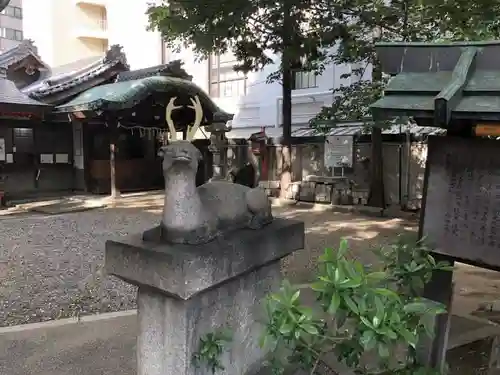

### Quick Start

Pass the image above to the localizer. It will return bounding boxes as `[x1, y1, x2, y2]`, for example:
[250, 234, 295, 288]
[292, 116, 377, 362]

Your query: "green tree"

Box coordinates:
[147, 0, 346, 197]
[313, 0, 500, 208]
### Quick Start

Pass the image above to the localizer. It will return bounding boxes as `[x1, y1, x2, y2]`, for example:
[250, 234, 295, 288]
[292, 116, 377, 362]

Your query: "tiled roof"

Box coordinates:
[371, 42, 500, 127]
[291, 123, 445, 137]
[0, 39, 48, 70]
[116, 60, 192, 82]
[55, 75, 233, 124]
[0, 68, 51, 113]
[23, 45, 129, 100]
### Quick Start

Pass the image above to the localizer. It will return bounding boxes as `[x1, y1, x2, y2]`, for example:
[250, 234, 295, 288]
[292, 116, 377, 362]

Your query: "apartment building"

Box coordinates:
[0, 0, 23, 52]
[21, 0, 356, 130]
[168, 47, 355, 131]
[22, 0, 162, 69]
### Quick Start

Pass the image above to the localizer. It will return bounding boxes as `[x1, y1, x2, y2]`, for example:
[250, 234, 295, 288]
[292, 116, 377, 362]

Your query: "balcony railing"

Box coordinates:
[75, 0, 107, 7]
[74, 18, 108, 40]
[82, 18, 107, 31]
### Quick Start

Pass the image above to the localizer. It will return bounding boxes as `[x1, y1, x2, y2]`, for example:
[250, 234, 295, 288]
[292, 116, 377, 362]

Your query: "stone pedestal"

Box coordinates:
[105, 218, 304, 375]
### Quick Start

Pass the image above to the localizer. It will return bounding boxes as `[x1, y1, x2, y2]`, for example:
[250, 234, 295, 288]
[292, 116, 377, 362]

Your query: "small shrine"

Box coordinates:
[371, 41, 500, 370]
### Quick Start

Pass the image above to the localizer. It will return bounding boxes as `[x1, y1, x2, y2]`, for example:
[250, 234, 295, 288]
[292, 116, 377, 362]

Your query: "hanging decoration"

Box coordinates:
[117, 95, 208, 144]
[117, 122, 169, 143]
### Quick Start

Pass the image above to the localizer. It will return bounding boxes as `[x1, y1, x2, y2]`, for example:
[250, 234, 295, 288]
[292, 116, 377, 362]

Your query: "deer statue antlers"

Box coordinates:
[165, 95, 204, 141]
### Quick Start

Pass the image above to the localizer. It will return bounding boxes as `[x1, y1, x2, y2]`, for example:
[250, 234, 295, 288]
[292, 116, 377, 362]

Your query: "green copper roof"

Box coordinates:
[55, 75, 233, 123]
[371, 43, 500, 127]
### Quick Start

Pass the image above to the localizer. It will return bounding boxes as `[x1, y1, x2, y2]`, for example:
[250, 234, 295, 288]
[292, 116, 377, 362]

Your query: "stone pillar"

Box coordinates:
[206, 122, 230, 180]
[105, 218, 304, 375]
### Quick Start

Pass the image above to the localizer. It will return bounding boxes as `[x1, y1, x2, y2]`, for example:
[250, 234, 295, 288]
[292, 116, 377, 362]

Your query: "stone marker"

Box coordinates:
[105, 124, 304, 375]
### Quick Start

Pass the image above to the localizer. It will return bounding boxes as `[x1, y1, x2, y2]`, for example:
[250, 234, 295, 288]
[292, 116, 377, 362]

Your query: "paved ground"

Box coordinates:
[0, 310, 494, 375]
[0, 313, 137, 375]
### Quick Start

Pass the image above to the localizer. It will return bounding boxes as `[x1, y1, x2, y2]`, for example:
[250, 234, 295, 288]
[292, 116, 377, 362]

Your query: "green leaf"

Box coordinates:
[339, 278, 362, 289]
[377, 342, 390, 358]
[319, 247, 335, 263]
[301, 324, 319, 335]
[360, 316, 374, 329]
[360, 330, 377, 350]
[374, 295, 385, 324]
[334, 266, 345, 284]
[279, 323, 294, 335]
[328, 292, 341, 314]
[343, 295, 359, 314]
[374, 288, 400, 301]
[291, 290, 300, 304]
[404, 301, 430, 314]
[338, 238, 349, 258]
[296, 306, 313, 321]
[420, 314, 436, 337]
[366, 271, 387, 283]
[259, 333, 268, 349]
[310, 281, 326, 292]
[398, 327, 418, 347]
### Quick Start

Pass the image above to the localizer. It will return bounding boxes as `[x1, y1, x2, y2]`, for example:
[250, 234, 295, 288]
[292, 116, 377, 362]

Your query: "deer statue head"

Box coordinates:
[160, 95, 204, 175]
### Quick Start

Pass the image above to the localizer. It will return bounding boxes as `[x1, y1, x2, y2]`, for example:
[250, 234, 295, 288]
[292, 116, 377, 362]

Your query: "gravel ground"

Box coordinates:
[0, 203, 414, 327]
[0, 208, 161, 326]
[1, 201, 496, 329]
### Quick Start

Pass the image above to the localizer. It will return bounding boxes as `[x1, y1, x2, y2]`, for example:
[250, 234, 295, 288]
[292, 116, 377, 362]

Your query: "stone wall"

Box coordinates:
[224, 140, 428, 208]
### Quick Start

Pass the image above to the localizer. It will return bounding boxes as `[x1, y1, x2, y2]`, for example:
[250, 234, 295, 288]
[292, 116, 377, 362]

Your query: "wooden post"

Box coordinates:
[417, 253, 455, 371]
[108, 117, 120, 199]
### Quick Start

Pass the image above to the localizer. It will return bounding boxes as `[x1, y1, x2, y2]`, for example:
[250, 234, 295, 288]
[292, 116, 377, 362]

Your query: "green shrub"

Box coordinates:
[193, 236, 452, 375]
[262, 236, 452, 375]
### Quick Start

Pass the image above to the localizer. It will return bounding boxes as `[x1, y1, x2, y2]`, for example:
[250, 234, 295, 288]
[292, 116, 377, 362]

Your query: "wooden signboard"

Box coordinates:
[421, 136, 500, 269]
[324, 135, 354, 168]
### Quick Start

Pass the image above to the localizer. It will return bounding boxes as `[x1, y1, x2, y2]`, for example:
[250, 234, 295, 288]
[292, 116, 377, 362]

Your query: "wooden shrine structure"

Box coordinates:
[0, 40, 232, 199]
[371, 40, 500, 371]
[54, 61, 232, 196]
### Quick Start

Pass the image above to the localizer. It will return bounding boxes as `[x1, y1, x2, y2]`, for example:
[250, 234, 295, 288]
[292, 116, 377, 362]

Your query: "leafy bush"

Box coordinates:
[262, 236, 452, 375]
[193, 329, 232, 374]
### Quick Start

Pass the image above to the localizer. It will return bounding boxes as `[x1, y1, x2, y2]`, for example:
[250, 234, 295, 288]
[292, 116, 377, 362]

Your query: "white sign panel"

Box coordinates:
[40, 154, 54, 164]
[55, 154, 69, 164]
[0, 138, 5, 161]
[324, 135, 354, 168]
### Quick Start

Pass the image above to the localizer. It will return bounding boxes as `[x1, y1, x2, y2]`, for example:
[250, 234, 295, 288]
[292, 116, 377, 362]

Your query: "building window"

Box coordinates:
[292, 70, 317, 90]
[208, 53, 247, 98]
[1, 6, 22, 19]
[0, 27, 23, 41]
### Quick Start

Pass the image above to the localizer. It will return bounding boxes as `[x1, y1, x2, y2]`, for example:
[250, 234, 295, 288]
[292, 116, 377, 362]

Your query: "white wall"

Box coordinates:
[169, 48, 361, 129]
[23, 0, 163, 69]
[106, 0, 163, 69]
[23, 0, 56, 65]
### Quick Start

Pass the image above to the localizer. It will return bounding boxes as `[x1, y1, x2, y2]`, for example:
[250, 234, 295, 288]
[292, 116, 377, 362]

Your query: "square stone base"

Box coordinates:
[105, 218, 305, 375]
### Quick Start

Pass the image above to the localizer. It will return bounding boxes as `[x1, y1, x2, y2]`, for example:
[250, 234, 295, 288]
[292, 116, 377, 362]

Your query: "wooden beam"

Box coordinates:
[107, 116, 120, 199]
[434, 47, 477, 127]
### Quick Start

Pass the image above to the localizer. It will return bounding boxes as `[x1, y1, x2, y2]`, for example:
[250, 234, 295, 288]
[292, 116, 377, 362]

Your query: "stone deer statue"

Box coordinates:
[143, 95, 273, 245]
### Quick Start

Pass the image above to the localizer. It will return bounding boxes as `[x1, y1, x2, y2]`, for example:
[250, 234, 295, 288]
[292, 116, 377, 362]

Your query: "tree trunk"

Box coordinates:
[367, 63, 385, 208]
[368, 126, 385, 207]
[279, 1, 293, 199]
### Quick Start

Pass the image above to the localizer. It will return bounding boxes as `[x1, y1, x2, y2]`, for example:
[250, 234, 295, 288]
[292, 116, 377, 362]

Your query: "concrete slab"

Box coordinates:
[0, 314, 137, 375]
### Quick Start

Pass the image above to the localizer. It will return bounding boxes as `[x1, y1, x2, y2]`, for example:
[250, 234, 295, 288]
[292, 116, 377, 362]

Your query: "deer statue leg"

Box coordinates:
[245, 188, 273, 229]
